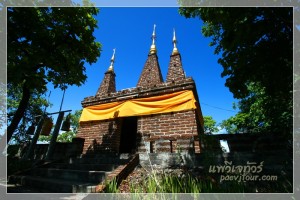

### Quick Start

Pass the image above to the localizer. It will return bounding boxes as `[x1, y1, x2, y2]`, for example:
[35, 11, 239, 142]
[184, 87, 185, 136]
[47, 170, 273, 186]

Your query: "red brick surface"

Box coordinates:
[137, 53, 163, 88]
[77, 109, 201, 154]
[166, 54, 185, 82]
[137, 110, 200, 153]
[77, 120, 122, 154]
[96, 70, 116, 97]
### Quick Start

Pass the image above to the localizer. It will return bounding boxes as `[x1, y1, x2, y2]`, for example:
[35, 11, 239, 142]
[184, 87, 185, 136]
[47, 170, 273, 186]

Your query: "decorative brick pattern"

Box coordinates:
[166, 54, 185, 82]
[96, 70, 116, 97]
[136, 54, 163, 88]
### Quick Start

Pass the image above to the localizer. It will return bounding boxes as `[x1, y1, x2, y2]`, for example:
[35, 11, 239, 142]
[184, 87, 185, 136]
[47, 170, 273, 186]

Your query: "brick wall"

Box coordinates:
[8, 138, 85, 160]
[76, 109, 201, 155]
[136, 110, 200, 153]
[76, 119, 122, 154]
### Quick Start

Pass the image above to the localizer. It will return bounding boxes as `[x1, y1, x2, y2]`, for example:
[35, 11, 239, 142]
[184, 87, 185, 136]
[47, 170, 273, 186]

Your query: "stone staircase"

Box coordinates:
[8, 153, 139, 193]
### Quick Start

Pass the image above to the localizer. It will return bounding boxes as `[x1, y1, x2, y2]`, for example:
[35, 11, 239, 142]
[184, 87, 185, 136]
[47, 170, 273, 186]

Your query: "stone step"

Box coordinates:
[8, 175, 98, 193]
[79, 153, 120, 158]
[7, 153, 138, 193]
[46, 163, 118, 171]
[31, 168, 109, 183]
[67, 157, 129, 165]
[75, 153, 134, 160]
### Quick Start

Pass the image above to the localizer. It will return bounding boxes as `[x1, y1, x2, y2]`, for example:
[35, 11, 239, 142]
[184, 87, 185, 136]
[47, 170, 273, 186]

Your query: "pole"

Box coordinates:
[59, 89, 65, 112]
[45, 111, 64, 160]
[22, 115, 45, 160]
[45, 89, 66, 160]
[46, 110, 72, 115]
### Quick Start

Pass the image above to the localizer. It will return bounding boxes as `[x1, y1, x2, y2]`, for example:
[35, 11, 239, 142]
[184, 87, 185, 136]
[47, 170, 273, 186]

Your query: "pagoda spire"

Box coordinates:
[166, 29, 185, 83]
[137, 25, 163, 87]
[96, 49, 117, 96]
[149, 24, 157, 55]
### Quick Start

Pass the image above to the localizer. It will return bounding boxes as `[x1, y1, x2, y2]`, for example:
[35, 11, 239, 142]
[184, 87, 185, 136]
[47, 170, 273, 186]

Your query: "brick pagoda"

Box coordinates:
[76, 26, 204, 155]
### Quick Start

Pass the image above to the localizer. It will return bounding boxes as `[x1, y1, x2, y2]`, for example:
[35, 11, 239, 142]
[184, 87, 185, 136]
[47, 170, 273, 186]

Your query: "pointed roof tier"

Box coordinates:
[137, 25, 163, 88]
[96, 49, 117, 96]
[166, 29, 186, 83]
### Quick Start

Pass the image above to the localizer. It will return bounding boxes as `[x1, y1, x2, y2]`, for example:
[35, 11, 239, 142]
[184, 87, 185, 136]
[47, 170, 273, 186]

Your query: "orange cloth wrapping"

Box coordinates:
[80, 90, 198, 122]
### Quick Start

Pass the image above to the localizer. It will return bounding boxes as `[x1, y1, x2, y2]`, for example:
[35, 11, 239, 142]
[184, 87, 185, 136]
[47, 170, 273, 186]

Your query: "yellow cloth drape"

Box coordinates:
[80, 90, 198, 122]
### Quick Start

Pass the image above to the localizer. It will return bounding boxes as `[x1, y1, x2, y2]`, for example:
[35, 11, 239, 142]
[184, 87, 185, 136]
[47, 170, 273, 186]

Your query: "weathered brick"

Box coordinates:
[137, 54, 163, 88]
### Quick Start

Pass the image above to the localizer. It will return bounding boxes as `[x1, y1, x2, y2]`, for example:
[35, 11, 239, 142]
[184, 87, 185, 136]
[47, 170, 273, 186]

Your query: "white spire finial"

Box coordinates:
[152, 24, 156, 45]
[111, 48, 116, 62]
[150, 24, 157, 54]
[108, 48, 116, 71]
[173, 29, 176, 43]
[172, 28, 179, 55]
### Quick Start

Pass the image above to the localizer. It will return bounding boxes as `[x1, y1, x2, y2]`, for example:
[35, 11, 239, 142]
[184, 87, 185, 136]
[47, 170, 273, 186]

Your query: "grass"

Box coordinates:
[104, 177, 119, 193]
[104, 170, 248, 193]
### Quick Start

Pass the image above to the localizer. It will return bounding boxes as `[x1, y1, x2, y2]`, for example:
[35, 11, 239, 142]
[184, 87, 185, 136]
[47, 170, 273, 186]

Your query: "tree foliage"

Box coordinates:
[203, 116, 219, 134]
[7, 7, 101, 143]
[221, 113, 250, 134]
[39, 131, 76, 143]
[8, 7, 100, 90]
[7, 84, 50, 144]
[180, 7, 293, 134]
[69, 109, 82, 134]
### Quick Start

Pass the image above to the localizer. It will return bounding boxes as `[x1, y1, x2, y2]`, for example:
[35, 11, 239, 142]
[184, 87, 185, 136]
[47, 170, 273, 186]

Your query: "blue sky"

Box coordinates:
[46, 7, 238, 125]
